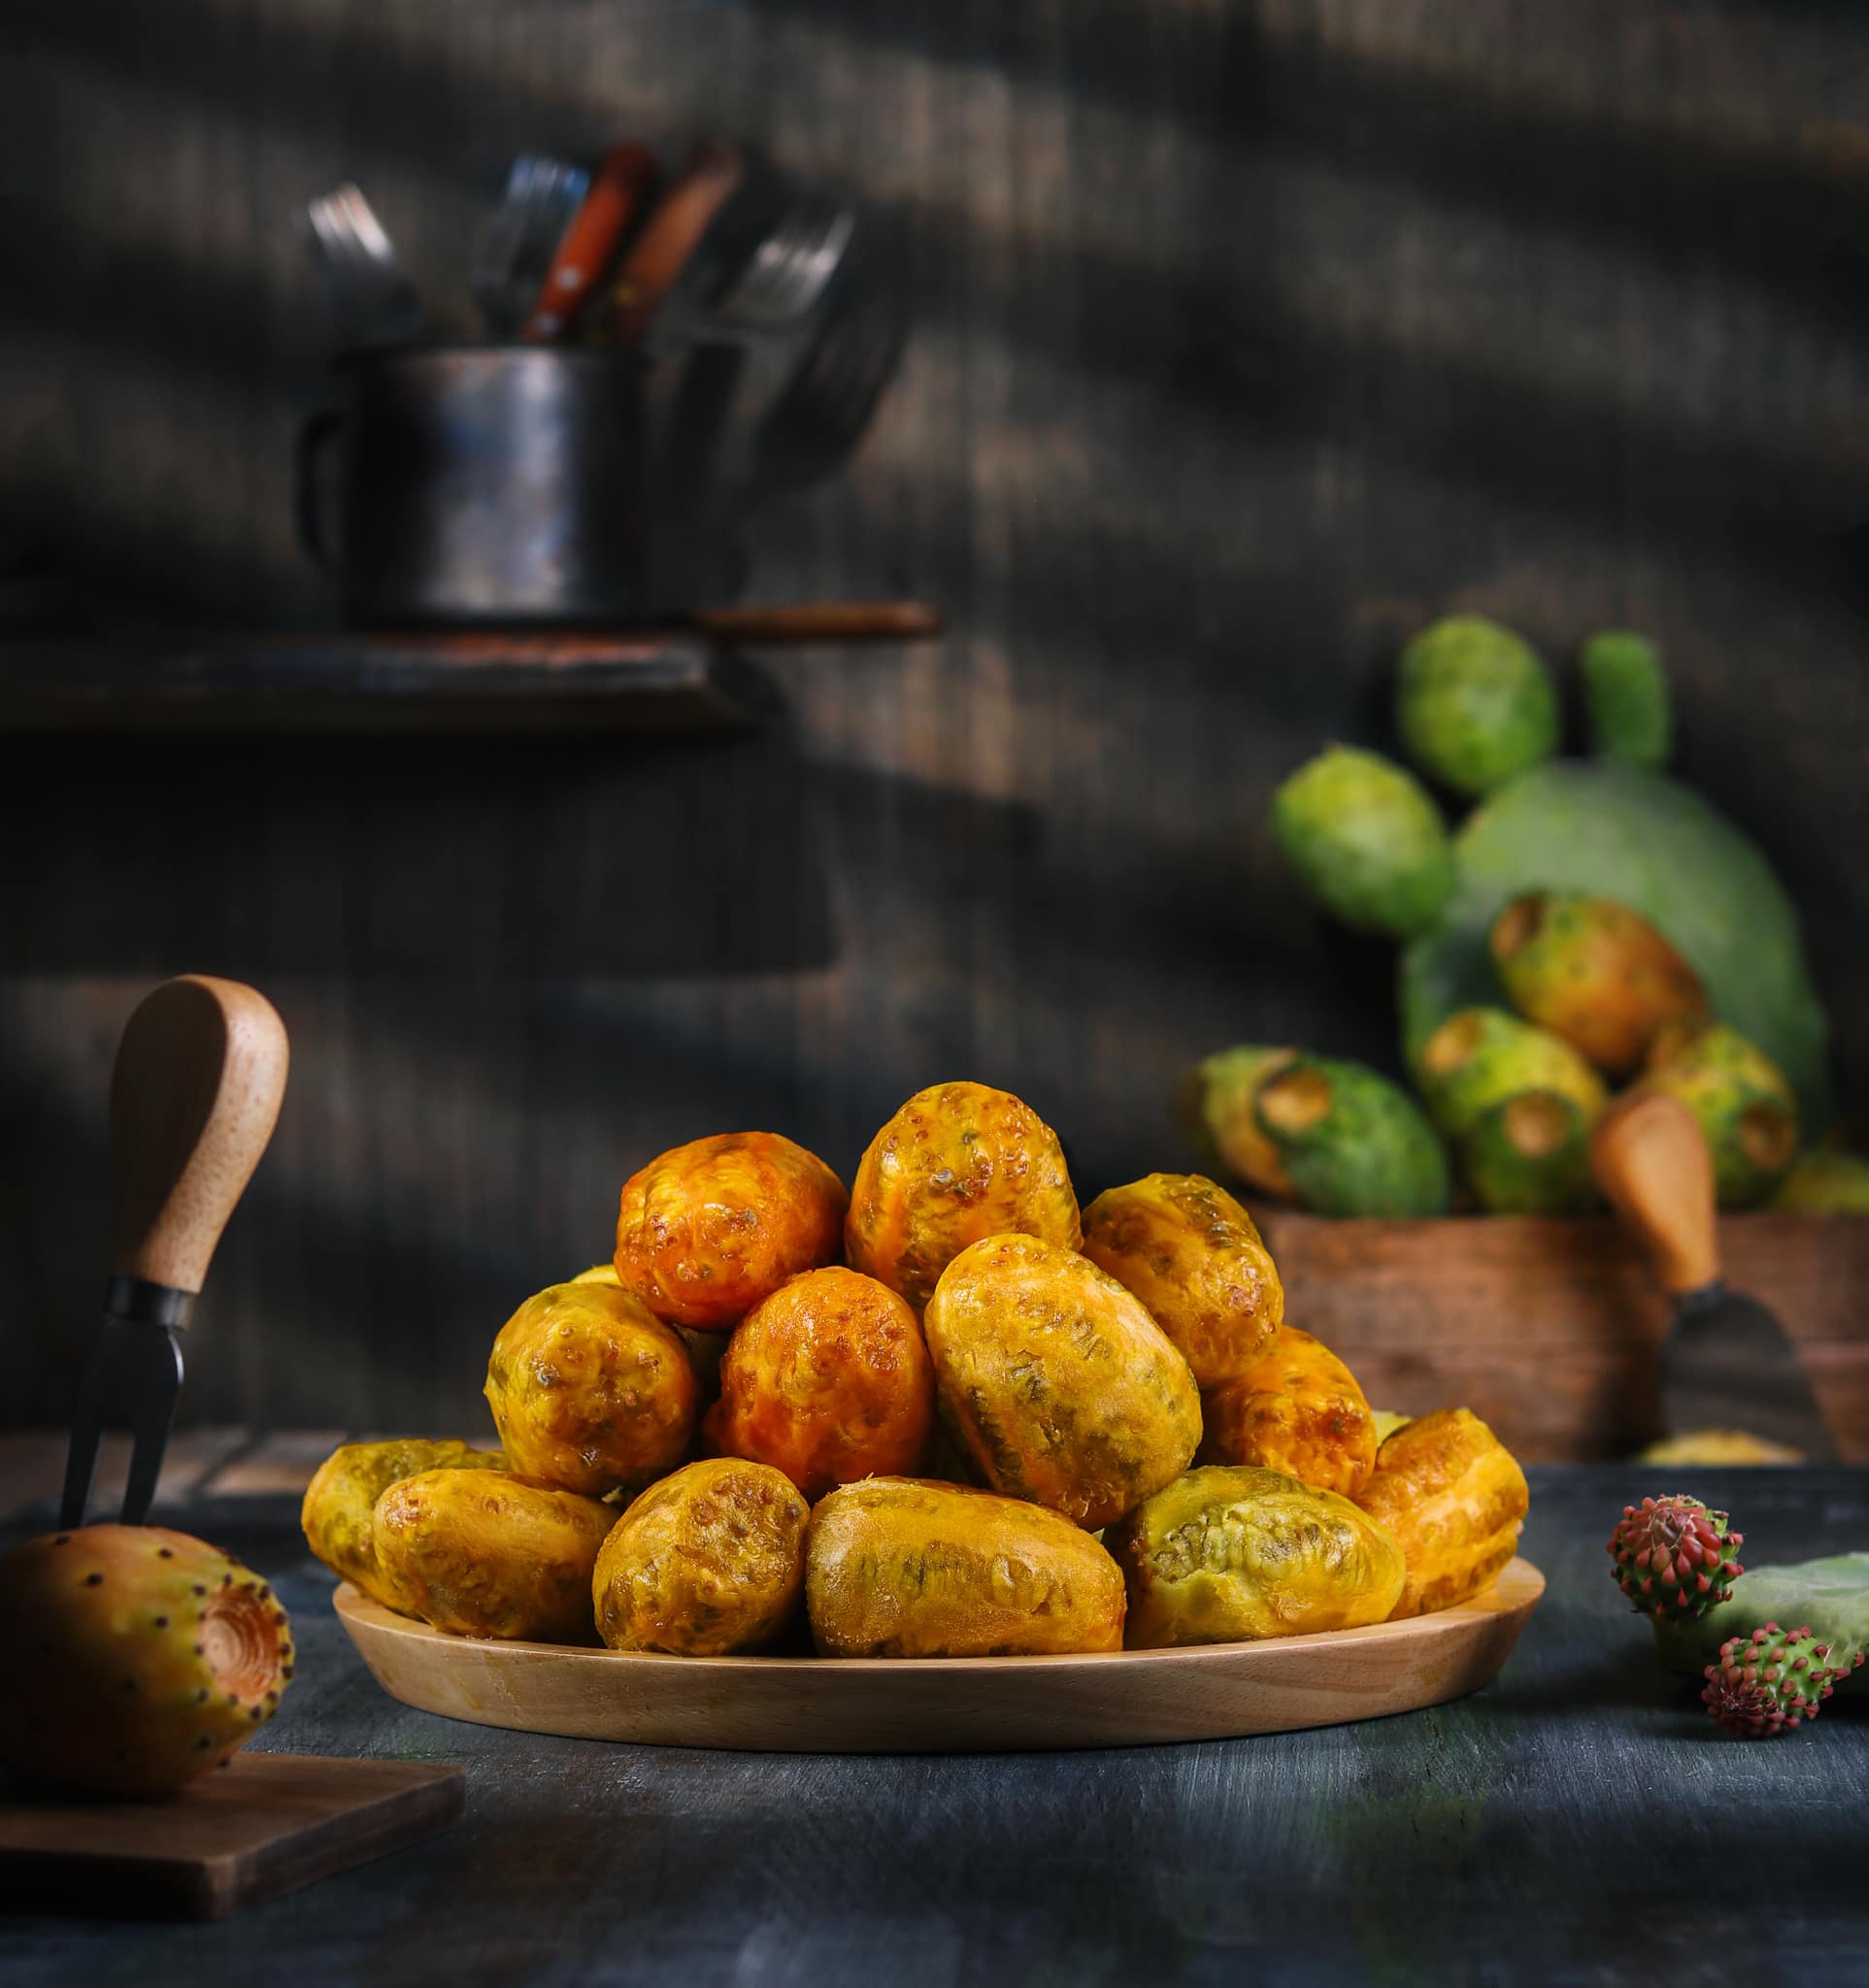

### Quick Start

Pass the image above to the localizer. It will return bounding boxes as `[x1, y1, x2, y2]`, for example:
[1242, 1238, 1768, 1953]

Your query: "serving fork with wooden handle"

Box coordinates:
[60, 977, 289, 1527]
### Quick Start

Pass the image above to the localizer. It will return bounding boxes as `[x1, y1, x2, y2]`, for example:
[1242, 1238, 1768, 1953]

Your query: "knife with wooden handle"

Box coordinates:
[1591, 1088, 1835, 1459]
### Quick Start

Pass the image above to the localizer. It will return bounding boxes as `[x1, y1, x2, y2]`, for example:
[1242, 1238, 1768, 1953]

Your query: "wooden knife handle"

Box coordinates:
[521, 141, 660, 343]
[1589, 1088, 1719, 1296]
[593, 140, 743, 348]
[111, 976, 289, 1295]
[688, 602, 943, 646]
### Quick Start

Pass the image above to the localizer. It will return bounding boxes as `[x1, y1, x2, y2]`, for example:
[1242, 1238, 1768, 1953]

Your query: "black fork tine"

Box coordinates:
[59, 1313, 185, 1528]
[58, 1393, 104, 1532]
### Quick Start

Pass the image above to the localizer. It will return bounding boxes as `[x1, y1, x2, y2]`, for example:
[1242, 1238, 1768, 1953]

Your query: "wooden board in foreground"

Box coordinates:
[335, 1560, 1543, 1754]
[0, 1752, 464, 1920]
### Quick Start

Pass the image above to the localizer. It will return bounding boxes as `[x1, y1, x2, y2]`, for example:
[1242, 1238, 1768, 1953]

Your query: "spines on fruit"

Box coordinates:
[1702, 1621, 1861, 1738]
[1607, 1494, 1744, 1621]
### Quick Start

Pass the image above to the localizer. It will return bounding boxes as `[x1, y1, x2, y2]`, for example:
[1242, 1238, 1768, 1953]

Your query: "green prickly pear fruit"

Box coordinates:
[1395, 615, 1558, 798]
[1608, 1494, 1744, 1622]
[1643, 1021, 1799, 1209]
[302, 1437, 509, 1607]
[1769, 1149, 1869, 1214]
[1175, 1044, 1299, 1198]
[1581, 631, 1672, 770]
[1252, 1055, 1451, 1217]
[1461, 1091, 1598, 1213]
[1489, 890, 1707, 1076]
[1702, 1621, 1859, 1738]
[1270, 746, 1454, 940]
[0, 1524, 294, 1797]
[1414, 1006, 1607, 1138]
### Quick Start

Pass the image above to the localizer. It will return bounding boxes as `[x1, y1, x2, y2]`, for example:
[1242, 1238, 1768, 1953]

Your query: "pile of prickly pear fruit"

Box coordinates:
[1184, 612, 1867, 1220]
[0, 1523, 294, 1797]
[1608, 1492, 1868, 1739]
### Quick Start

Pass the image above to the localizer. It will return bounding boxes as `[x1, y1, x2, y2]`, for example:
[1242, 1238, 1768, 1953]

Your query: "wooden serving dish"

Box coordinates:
[335, 1558, 1544, 1753]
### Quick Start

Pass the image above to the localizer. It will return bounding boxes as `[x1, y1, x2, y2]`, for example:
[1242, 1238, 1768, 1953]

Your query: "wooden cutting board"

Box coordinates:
[0, 1751, 464, 1920]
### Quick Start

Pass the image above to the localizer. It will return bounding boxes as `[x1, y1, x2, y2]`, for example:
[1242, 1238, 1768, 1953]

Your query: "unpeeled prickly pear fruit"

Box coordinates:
[1581, 631, 1672, 771]
[1395, 615, 1558, 797]
[0, 1524, 294, 1797]
[1253, 1055, 1451, 1217]
[1702, 1621, 1858, 1738]
[1270, 746, 1454, 939]
[1643, 1021, 1799, 1209]
[1607, 1494, 1743, 1621]
[1461, 1091, 1598, 1214]
[1175, 1044, 1298, 1198]
[1490, 890, 1707, 1076]
[1770, 1149, 1869, 1214]
[1414, 1006, 1607, 1138]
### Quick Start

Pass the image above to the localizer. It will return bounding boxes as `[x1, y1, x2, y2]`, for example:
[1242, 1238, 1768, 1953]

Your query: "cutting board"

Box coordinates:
[336, 1559, 1544, 1753]
[0, 1751, 464, 1920]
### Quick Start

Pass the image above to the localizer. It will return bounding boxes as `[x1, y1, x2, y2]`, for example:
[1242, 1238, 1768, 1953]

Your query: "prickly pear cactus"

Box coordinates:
[1270, 746, 1455, 940]
[1580, 631, 1672, 771]
[1399, 758, 1833, 1127]
[1490, 891, 1707, 1077]
[1652, 1550, 1869, 1693]
[1702, 1621, 1861, 1738]
[0, 1524, 294, 1796]
[1607, 1494, 1744, 1621]
[1414, 1006, 1607, 1138]
[1643, 1022, 1800, 1209]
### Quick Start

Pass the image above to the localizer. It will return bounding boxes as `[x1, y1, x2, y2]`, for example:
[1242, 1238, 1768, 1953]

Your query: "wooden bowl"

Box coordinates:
[334, 1558, 1544, 1753]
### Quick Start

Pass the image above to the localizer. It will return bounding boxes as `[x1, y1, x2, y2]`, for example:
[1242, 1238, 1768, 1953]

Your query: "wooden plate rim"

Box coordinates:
[334, 1555, 1545, 1673]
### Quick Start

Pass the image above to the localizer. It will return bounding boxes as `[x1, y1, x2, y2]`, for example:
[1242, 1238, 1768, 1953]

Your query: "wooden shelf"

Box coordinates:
[0, 631, 784, 735]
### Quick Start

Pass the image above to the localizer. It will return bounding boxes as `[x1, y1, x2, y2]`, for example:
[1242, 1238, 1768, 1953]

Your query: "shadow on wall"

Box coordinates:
[5, 0, 1869, 625]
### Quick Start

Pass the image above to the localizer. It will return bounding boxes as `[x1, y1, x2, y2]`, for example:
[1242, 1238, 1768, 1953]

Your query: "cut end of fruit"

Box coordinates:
[201, 1582, 292, 1703]
[1422, 1011, 1485, 1077]
[1500, 1091, 1573, 1160]
[1739, 1103, 1798, 1176]
[1257, 1067, 1333, 1137]
[1489, 891, 1547, 965]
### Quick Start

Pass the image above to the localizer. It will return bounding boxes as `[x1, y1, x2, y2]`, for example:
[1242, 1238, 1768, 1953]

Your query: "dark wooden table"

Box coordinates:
[2, 1465, 1864, 1986]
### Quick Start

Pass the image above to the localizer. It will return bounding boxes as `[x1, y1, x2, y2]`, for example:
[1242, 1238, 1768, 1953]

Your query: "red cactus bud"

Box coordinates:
[1608, 1495, 1744, 1624]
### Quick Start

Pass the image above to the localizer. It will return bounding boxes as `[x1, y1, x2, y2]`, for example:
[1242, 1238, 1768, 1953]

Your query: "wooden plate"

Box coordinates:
[335, 1558, 1543, 1753]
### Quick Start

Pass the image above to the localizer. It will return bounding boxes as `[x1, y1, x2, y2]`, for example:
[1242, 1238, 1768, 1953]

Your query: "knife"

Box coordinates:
[60, 977, 289, 1527]
[1590, 1088, 1836, 1460]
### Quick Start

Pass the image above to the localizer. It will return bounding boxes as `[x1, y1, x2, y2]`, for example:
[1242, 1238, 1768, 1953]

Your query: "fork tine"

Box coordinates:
[119, 1389, 180, 1528]
[59, 1397, 103, 1530]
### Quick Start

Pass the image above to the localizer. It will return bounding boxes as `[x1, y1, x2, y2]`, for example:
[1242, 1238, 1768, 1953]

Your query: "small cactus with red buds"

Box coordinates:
[1702, 1621, 1863, 1738]
[1608, 1494, 1744, 1621]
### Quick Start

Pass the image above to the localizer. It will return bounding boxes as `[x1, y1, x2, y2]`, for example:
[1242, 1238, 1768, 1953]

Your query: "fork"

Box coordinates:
[299, 182, 426, 351]
[471, 153, 590, 340]
[738, 242, 907, 508]
[706, 188, 855, 337]
[60, 977, 288, 1529]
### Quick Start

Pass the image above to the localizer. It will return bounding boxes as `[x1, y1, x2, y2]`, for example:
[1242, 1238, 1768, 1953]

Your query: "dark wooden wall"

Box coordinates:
[5, 2, 1868, 1431]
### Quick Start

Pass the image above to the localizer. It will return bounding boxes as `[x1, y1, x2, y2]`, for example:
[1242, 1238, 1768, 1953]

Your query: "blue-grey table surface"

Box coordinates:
[2, 1465, 1865, 1988]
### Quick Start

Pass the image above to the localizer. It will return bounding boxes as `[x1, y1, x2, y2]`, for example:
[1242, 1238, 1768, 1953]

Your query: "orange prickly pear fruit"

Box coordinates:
[1489, 891, 1706, 1076]
[0, 1524, 293, 1797]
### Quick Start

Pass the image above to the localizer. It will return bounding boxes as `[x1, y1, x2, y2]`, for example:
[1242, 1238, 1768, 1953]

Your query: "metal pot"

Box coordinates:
[296, 346, 648, 627]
